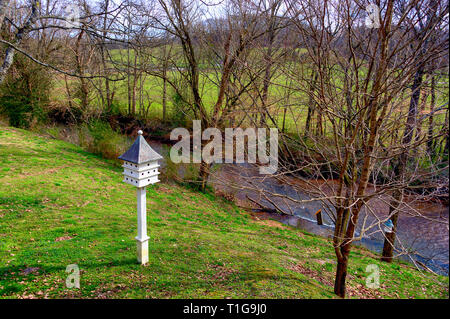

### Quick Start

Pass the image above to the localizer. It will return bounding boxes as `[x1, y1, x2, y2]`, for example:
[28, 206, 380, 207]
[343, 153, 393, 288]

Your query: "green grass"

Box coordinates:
[0, 125, 448, 299]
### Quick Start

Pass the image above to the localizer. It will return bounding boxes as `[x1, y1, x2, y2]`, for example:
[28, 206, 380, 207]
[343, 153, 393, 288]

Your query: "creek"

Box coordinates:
[148, 140, 449, 276]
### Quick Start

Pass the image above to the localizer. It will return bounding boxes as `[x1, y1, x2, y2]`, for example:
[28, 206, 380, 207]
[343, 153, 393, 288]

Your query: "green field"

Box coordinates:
[52, 47, 449, 140]
[0, 124, 448, 298]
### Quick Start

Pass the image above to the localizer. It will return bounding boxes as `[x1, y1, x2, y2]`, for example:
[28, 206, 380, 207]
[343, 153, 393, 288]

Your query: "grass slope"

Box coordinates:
[0, 125, 448, 299]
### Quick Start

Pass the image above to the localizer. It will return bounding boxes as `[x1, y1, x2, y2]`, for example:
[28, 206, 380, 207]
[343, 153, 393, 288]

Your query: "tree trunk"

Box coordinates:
[162, 76, 167, 121]
[305, 71, 317, 136]
[427, 75, 436, 156]
[100, 0, 111, 113]
[381, 193, 400, 262]
[64, 75, 73, 109]
[282, 106, 287, 133]
[305, 107, 313, 134]
[444, 106, 449, 155]
[161, 42, 171, 122]
[74, 31, 89, 113]
[259, 3, 279, 128]
[334, 257, 349, 298]
[198, 160, 211, 192]
[381, 232, 396, 263]
[260, 43, 273, 127]
[316, 112, 323, 136]
[381, 63, 424, 261]
[80, 78, 89, 112]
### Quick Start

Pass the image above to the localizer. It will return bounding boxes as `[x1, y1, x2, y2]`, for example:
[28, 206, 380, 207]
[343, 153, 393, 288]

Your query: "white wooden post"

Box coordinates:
[136, 186, 149, 264]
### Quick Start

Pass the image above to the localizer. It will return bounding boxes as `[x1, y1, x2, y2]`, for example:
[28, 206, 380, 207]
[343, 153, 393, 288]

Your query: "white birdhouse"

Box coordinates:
[119, 130, 163, 187]
[118, 130, 163, 265]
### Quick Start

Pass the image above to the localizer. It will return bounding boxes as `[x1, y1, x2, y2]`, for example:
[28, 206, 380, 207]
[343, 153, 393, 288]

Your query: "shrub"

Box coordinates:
[0, 55, 51, 128]
[47, 104, 84, 125]
[169, 78, 194, 127]
[85, 120, 129, 160]
[101, 100, 123, 119]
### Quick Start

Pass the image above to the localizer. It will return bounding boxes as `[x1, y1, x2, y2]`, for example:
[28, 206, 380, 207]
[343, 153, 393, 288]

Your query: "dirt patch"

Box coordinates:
[311, 258, 335, 265]
[206, 264, 238, 282]
[215, 189, 236, 202]
[346, 283, 384, 299]
[255, 219, 286, 229]
[249, 212, 291, 228]
[93, 283, 129, 299]
[20, 267, 41, 276]
[157, 186, 174, 194]
[55, 236, 74, 242]
[288, 262, 334, 287]
[18, 165, 69, 179]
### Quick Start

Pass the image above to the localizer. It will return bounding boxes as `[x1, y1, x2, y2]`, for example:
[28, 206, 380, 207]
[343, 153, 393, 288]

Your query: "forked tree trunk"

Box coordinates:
[331, 0, 395, 297]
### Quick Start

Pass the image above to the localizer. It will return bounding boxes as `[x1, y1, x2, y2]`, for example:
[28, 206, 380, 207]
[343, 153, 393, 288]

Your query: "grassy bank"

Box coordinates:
[0, 125, 448, 299]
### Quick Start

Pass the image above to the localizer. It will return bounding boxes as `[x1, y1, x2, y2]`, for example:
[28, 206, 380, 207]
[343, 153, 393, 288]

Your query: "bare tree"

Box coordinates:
[222, 0, 449, 298]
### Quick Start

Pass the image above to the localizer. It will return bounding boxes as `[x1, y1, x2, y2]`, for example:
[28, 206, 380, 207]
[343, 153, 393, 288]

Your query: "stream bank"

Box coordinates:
[42, 123, 450, 276]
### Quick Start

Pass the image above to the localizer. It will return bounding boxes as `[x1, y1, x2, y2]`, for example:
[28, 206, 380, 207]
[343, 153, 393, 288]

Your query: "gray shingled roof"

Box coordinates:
[118, 131, 163, 164]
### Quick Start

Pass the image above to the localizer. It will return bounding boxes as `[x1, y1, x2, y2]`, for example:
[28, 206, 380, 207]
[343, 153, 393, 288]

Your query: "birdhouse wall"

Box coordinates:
[122, 161, 160, 187]
[123, 161, 159, 172]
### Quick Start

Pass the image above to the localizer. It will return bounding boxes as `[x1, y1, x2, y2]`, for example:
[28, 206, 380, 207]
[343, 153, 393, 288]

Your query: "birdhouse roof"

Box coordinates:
[118, 131, 163, 164]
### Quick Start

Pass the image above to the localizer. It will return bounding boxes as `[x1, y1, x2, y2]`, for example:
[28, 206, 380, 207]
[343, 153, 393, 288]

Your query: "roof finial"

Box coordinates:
[138, 130, 143, 136]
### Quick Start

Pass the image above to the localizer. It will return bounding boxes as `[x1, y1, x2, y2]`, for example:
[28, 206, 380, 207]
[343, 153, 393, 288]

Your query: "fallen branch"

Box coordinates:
[416, 261, 438, 275]
[246, 195, 290, 215]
